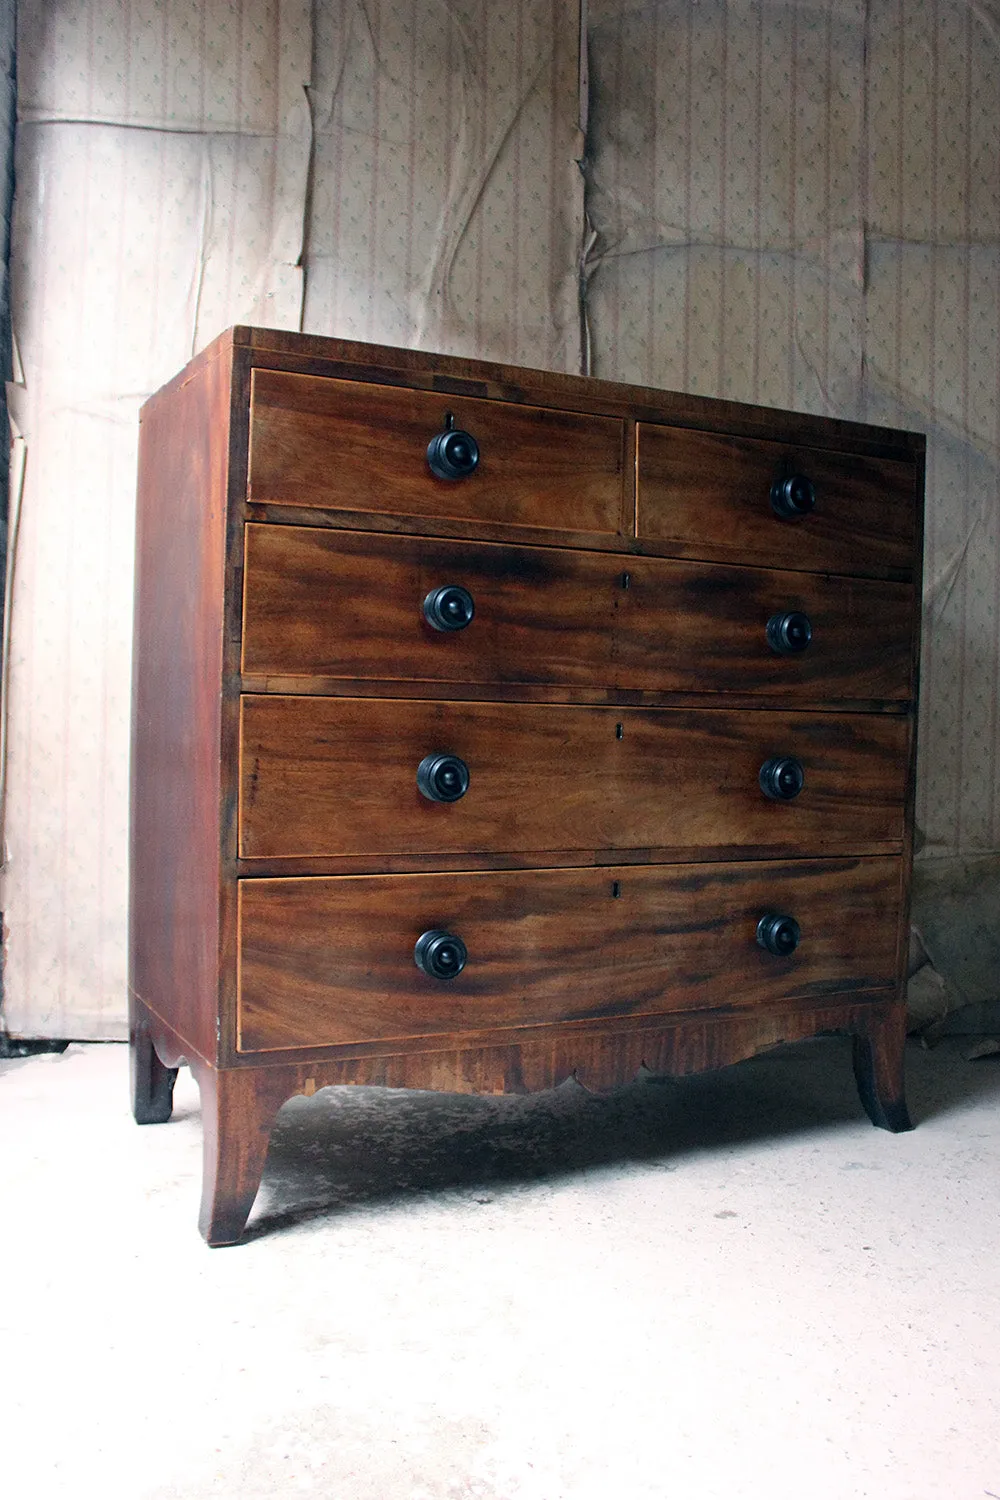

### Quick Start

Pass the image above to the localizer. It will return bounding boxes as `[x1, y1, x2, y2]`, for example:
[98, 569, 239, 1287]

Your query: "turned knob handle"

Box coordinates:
[423, 584, 475, 631]
[417, 753, 470, 803]
[756, 913, 801, 956]
[770, 473, 816, 519]
[427, 414, 480, 480]
[766, 610, 813, 655]
[759, 755, 805, 801]
[414, 929, 468, 980]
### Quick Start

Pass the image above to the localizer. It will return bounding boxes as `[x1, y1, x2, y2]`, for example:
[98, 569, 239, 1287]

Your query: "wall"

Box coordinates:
[5, 0, 998, 1039]
[302, 0, 583, 367]
[584, 0, 1000, 865]
[2, 0, 583, 1038]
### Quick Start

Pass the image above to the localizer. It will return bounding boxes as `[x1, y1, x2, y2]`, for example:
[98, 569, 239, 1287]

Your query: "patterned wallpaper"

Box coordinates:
[4, 0, 997, 1037]
[3, 0, 582, 1037]
[303, 0, 582, 367]
[585, 0, 1000, 861]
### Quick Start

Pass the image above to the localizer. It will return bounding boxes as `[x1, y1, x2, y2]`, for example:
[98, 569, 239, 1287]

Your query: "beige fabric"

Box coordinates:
[3, 0, 583, 1038]
[6, 0, 996, 1039]
[585, 0, 1000, 864]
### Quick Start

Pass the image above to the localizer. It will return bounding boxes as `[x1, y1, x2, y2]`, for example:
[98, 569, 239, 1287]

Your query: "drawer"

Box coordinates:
[636, 425, 917, 578]
[236, 857, 902, 1052]
[248, 369, 625, 536]
[238, 697, 908, 860]
[241, 525, 915, 701]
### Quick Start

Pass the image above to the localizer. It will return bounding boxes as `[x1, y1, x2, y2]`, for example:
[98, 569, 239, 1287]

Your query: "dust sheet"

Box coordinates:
[302, 0, 583, 368]
[585, 0, 1000, 863]
[3, 0, 583, 1038]
[584, 0, 1000, 1025]
[3, 0, 312, 1038]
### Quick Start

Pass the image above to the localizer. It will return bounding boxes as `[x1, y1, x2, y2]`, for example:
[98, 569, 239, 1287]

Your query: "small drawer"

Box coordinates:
[238, 697, 908, 861]
[241, 525, 915, 702]
[236, 857, 902, 1052]
[248, 369, 626, 536]
[636, 424, 917, 578]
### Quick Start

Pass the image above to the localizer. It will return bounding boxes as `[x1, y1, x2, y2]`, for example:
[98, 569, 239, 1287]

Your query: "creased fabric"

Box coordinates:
[585, 0, 1000, 863]
[3, 0, 582, 1038]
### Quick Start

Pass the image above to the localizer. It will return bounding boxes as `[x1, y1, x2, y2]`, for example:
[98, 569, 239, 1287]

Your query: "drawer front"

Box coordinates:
[636, 425, 917, 577]
[248, 369, 625, 535]
[241, 525, 915, 701]
[239, 697, 908, 860]
[236, 858, 902, 1052]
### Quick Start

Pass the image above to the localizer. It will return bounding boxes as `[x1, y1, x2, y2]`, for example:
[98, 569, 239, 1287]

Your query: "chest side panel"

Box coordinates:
[131, 345, 234, 1065]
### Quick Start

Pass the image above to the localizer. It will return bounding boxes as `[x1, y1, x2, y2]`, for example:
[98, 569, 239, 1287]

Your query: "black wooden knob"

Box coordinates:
[423, 585, 475, 631]
[770, 473, 816, 519]
[417, 753, 470, 802]
[759, 755, 805, 801]
[414, 929, 467, 980]
[766, 610, 813, 655]
[427, 422, 480, 480]
[756, 914, 801, 956]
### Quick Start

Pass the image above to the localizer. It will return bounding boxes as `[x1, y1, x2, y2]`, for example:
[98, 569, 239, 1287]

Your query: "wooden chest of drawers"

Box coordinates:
[129, 327, 923, 1245]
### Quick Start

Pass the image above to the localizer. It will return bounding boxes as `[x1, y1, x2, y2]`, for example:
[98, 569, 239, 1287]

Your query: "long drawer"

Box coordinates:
[238, 697, 908, 860]
[236, 857, 902, 1053]
[241, 525, 915, 701]
[636, 425, 917, 578]
[248, 369, 626, 535]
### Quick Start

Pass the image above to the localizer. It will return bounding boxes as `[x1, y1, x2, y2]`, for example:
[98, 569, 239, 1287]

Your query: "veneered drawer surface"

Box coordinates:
[239, 697, 908, 860]
[248, 369, 625, 535]
[636, 425, 917, 577]
[236, 858, 902, 1052]
[241, 525, 914, 701]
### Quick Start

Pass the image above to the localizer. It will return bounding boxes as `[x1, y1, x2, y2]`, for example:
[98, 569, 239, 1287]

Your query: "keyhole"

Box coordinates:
[443, 410, 455, 430]
[621, 572, 631, 590]
[611, 880, 621, 899]
[615, 723, 624, 740]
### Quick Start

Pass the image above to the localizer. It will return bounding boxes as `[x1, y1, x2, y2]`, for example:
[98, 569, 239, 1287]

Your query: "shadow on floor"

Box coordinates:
[240, 1036, 1000, 1241]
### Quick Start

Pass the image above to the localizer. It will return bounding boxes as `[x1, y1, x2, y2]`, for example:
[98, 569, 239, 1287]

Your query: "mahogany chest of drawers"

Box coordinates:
[129, 327, 923, 1245]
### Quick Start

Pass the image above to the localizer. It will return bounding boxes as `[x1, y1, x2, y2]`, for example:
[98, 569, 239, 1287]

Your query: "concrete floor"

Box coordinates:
[2, 1037, 998, 1500]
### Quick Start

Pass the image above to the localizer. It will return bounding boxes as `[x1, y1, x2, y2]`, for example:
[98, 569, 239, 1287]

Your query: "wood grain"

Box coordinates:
[237, 326, 925, 462]
[191, 1059, 290, 1245]
[132, 326, 922, 1243]
[248, 369, 627, 535]
[238, 697, 908, 860]
[137, 988, 909, 1243]
[853, 1001, 912, 1131]
[636, 424, 917, 578]
[130, 339, 233, 1066]
[139, 980, 903, 1095]
[241, 524, 915, 701]
[236, 858, 902, 1053]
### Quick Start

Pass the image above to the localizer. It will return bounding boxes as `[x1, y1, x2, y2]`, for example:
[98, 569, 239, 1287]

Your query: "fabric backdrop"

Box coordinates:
[3, 0, 997, 1037]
